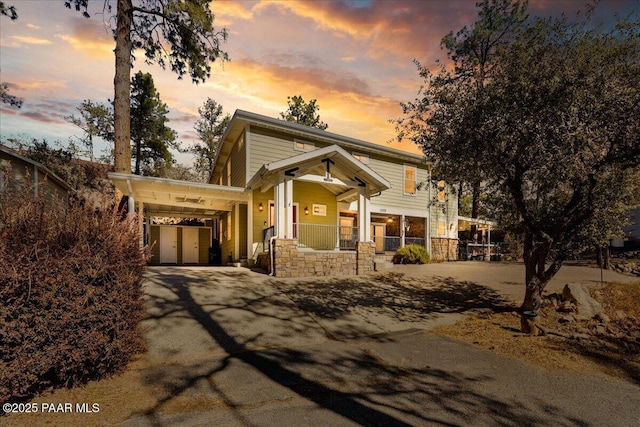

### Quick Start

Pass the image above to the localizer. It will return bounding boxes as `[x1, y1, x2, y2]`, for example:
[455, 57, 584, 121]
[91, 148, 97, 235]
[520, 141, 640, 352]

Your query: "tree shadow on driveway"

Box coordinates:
[132, 267, 591, 426]
[272, 272, 516, 339]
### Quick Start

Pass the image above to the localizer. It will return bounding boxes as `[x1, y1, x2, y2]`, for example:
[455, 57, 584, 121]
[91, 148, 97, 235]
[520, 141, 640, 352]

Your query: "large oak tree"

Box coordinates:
[397, 1, 640, 332]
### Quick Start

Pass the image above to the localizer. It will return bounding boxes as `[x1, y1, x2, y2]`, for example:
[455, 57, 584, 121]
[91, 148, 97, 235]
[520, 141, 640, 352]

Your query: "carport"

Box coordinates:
[109, 173, 250, 264]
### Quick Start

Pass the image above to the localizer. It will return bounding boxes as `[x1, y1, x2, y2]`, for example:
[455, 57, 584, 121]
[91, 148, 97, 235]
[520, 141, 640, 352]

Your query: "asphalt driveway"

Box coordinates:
[126, 263, 640, 426]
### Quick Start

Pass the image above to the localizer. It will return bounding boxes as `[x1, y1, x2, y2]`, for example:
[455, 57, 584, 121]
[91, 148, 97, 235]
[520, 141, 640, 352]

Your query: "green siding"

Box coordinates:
[293, 181, 336, 226]
[220, 210, 233, 262]
[230, 133, 246, 187]
[246, 127, 431, 212]
[367, 155, 431, 211]
[239, 204, 248, 258]
[430, 188, 458, 239]
[252, 189, 271, 251]
[248, 126, 331, 180]
[250, 182, 338, 250]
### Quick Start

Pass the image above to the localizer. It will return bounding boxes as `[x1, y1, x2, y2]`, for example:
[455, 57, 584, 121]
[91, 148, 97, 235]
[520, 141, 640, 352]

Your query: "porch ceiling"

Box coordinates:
[248, 144, 392, 197]
[109, 173, 250, 217]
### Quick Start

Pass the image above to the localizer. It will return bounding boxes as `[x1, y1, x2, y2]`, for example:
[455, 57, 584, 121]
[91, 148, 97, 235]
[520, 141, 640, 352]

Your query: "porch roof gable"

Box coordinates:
[247, 144, 392, 195]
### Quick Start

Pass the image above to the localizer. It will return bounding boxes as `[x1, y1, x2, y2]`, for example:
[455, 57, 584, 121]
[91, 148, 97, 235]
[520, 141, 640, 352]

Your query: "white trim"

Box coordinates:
[248, 144, 392, 194]
[295, 173, 360, 188]
[247, 190, 253, 261]
[344, 202, 428, 219]
[245, 126, 251, 186]
[234, 202, 240, 259]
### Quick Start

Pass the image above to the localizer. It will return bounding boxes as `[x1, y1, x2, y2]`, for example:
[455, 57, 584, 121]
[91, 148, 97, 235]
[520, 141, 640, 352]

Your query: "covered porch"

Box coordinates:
[248, 145, 392, 277]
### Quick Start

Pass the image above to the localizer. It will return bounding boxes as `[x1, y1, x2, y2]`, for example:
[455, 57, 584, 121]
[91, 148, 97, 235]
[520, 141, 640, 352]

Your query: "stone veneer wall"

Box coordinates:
[431, 238, 458, 262]
[272, 239, 375, 278]
[356, 241, 376, 275]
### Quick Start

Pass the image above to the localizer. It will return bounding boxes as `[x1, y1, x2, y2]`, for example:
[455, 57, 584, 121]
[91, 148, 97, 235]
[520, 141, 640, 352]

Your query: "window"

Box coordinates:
[403, 164, 417, 195]
[227, 213, 232, 241]
[238, 133, 245, 149]
[437, 180, 446, 202]
[226, 161, 232, 186]
[353, 152, 369, 164]
[437, 221, 446, 236]
[294, 140, 315, 152]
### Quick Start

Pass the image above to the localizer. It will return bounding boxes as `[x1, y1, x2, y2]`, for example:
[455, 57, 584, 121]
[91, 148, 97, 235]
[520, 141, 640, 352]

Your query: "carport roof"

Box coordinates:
[109, 173, 250, 217]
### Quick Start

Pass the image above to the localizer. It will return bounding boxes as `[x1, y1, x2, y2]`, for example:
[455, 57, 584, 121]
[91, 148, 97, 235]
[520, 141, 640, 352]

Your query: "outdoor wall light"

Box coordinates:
[387, 216, 394, 223]
[304, 206, 310, 215]
[258, 202, 264, 212]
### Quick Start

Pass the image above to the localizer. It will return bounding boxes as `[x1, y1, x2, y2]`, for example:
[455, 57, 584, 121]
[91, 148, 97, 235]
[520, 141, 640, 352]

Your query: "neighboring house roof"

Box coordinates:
[109, 172, 250, 217]
[214, 109, 429, 183]
[248, 144, 392, 197]
[0, 144, 72, 191]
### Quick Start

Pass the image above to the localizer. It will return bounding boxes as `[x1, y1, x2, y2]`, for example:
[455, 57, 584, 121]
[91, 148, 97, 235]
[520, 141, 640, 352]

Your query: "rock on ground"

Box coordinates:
[562, 283, 603, 320]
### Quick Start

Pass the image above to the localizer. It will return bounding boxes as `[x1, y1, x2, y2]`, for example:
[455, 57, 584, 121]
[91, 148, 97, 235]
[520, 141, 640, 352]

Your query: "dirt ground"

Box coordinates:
[435, 280, 640, 384]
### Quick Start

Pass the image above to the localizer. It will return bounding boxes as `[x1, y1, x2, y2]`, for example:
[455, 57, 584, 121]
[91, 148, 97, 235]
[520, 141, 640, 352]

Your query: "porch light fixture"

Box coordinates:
[304, 206, 310, 215]
[258, 202, 264, 212]
[387, 216, 394, 223]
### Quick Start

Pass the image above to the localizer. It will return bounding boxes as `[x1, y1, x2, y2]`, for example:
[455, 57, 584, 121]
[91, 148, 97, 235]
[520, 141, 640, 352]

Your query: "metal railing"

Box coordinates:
[264, 224, 427, 252]
[295, 223, 358, 250]
[263, 226, 274, 252]
[405, 237, 426, 247]
[372, 235, 401, 252]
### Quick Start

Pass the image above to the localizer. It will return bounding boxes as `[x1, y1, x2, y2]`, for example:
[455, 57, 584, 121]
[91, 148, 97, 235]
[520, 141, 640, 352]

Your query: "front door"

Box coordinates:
[269, 202, 298, 238]
[160, 226, 177, 264]
[182, 227, 199, 264]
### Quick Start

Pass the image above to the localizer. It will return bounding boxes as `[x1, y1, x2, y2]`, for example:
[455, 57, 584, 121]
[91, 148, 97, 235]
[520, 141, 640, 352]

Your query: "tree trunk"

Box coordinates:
[113, 0, 132, 175]
[520, 233, 548, 335]
[603, 245, 610, 270]
[135, 140, 141, 175]
[471, 180, 481, 219]
[595, 244, 603, 268]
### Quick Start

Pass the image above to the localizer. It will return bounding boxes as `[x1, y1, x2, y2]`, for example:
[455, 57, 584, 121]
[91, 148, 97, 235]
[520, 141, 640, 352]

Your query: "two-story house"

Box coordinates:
[109, 110, 458, 277]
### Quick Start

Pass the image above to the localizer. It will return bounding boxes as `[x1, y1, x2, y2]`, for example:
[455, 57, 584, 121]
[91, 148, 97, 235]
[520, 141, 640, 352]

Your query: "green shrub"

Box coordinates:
[0, 183, 147, 405]
[392, 244, 430, 264]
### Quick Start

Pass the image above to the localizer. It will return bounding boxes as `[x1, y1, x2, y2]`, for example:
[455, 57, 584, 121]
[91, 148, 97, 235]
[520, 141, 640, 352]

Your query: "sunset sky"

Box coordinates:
[0, 0, 636, 165]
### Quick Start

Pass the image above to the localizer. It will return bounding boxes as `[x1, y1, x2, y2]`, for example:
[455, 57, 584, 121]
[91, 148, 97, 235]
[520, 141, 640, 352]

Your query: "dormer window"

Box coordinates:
[294, 140, 315, 152]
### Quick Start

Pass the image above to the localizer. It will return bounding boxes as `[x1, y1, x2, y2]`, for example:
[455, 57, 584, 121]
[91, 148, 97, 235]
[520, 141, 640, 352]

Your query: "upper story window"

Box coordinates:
[437, 180, 446, 202]
[352, 152, 369, 165]
[294, 140, 315, 152]
[403, 164, 417, 195]
[237, 134, 245, 149]
[226, 160, 232, 186]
